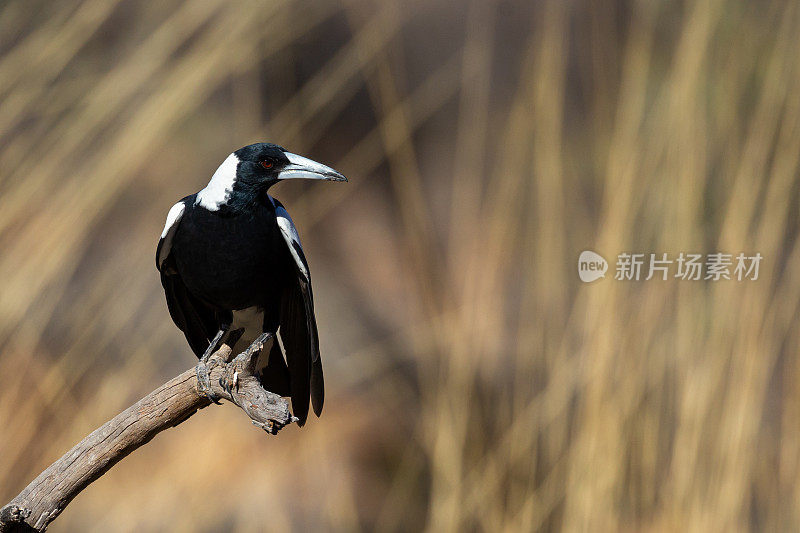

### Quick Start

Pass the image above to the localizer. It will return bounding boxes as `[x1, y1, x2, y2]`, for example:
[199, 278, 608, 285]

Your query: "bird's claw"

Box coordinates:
[244, 332, 271, 359]
[196, 361, 221, 404]
[218, 370, 239, 397]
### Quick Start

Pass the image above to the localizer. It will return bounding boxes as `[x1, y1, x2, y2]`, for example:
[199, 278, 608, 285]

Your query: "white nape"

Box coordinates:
[196, 152, 240, 210]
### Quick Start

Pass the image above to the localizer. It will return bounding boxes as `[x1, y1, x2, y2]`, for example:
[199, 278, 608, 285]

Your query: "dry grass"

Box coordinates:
[1, 0, 799, 531]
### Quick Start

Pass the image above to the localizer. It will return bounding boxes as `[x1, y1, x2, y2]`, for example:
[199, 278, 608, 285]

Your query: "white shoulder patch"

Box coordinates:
[160, 202, 185, 238]
[269, 196, 308, 279]
[158, 201, 186, 267]
[196, 152, 239, 210]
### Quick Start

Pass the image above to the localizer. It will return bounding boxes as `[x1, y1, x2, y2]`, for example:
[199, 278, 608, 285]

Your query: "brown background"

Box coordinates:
[1, 0, 799, 530]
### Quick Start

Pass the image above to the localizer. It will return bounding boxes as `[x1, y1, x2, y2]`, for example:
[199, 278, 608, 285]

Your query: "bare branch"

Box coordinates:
[0, 342, 292, 532]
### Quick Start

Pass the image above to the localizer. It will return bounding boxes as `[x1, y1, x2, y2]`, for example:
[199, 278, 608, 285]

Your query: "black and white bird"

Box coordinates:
[156, 143, 346, 426]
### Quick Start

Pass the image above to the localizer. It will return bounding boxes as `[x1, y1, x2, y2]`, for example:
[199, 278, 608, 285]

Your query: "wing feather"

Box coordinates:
[272, 198, 324, 425]
[157, 198, 218, 358]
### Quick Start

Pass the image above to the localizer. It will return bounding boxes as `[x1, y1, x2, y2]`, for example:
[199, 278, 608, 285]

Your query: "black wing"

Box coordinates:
[156, 198, 219, 358]
[273, 199, 324, 426]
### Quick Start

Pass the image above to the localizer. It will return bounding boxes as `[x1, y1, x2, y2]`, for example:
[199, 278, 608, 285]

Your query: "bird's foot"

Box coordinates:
[195, 327, 230, 404]
[196, 359, 221, 404]
[221, 332, 273, 395]
[242, 332, 273, 360]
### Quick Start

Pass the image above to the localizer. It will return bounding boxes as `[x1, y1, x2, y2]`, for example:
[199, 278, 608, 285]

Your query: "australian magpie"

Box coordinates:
[156, 142, 346, 426]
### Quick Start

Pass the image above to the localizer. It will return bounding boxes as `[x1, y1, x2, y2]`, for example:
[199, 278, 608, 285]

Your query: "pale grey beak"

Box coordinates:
[279, 152, 347, 182]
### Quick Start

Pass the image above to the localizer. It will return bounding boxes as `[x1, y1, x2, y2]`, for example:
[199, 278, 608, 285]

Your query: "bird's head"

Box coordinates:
[197, 142, 347, 212]
[235, 142, 346, 186]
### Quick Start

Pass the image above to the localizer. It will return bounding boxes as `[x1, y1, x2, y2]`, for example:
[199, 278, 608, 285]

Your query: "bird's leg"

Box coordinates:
[224, 332, 273, 393]
[221, 332, 292, 434]
[196, 327, 229, 403]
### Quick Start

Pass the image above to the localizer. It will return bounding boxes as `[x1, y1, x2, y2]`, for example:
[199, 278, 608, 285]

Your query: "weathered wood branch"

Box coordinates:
[0, 340, 293, 532]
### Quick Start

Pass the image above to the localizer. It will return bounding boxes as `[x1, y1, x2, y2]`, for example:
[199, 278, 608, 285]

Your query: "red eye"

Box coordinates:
[261, 160, 273, 169]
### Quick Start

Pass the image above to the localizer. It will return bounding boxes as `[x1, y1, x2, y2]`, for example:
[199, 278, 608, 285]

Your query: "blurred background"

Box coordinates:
[1, 0, 799, 530]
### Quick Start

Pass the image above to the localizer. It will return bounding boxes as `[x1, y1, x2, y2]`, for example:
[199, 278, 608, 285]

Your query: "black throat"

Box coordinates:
[216, 182, 273, 216]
